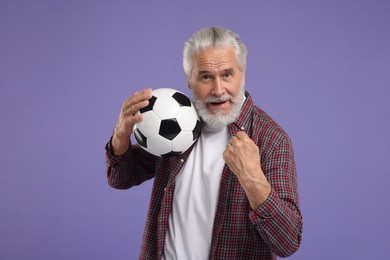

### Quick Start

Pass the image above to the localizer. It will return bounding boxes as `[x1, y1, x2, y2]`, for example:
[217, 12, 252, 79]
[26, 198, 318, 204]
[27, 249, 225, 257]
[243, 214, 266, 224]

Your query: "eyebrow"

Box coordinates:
[197, 70, 212, 76]
[221, 68, 235, 74]
[197, 68, 235, 76]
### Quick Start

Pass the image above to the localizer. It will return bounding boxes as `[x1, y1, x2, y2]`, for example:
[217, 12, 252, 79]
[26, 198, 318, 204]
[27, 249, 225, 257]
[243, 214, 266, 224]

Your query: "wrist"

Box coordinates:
[237, 170, 271, 211]
[112, 130, 130, 156]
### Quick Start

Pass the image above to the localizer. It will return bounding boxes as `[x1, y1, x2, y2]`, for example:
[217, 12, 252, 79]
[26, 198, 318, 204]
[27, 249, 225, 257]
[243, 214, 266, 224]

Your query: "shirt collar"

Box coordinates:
[228, 91, 254, 136]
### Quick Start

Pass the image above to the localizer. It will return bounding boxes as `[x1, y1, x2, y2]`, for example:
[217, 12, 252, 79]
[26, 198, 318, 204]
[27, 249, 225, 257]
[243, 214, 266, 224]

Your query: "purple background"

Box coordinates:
[1, 0, 389, 259]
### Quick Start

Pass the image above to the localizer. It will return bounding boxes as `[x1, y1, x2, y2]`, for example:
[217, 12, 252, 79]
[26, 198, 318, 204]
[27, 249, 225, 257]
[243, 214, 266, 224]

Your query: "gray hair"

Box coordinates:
[183, 26, 248, 82]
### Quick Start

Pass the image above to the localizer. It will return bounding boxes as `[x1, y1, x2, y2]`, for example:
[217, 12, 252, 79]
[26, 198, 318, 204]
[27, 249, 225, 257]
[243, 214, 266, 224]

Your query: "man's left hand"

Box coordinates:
[223, 131, 271, 210]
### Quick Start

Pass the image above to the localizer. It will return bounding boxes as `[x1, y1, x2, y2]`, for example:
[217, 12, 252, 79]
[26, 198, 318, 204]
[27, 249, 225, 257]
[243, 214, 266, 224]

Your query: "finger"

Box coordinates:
[121, 89, 153, 113]
[235, 131, 248, 140]
[125, 100, 149, 116]
[226, 141, 233, 149]
[228, 135, 239, 146]
[129, 88, 153, 106]
[222, 148, 235, 168]
[127, 113, 143, 125]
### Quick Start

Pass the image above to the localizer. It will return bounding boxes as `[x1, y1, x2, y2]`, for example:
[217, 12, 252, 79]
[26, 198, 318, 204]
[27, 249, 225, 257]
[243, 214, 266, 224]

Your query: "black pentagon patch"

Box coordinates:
[172, 92, 191, 107]
[134, 128, 147, 148]
[139, 96, 157, 114]
[192, 120, 201, 141]
[159, 118, 181, 140]
[161, 151, 182, 157]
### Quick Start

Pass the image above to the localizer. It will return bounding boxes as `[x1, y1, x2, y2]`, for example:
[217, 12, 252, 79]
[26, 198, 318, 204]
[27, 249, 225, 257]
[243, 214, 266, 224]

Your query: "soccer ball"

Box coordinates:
[133, 88, 201, 157]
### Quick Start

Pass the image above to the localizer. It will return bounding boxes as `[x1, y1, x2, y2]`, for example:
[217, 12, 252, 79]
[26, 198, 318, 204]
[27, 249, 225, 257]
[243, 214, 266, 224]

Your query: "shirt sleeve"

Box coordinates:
[249, 136, 303, 257]
[105, 137, 156, 189]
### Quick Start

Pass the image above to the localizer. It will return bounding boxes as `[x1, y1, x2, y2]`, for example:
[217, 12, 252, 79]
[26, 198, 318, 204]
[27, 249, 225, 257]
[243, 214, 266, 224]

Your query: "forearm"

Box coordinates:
[111, 130, 130, 156]
[250, 137, 303, 257]
[250, 189, 303, 257]
[236, 166, 302, 257]
[235, 167, 271, 211]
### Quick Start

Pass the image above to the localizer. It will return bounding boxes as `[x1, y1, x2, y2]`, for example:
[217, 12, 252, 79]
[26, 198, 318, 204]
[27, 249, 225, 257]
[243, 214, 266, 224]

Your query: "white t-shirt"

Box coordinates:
[163, 125, 229, 260]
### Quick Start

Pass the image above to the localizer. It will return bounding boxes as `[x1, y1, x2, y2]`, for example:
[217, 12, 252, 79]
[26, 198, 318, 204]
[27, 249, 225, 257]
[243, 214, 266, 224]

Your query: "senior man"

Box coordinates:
[106, 26, 303, 259]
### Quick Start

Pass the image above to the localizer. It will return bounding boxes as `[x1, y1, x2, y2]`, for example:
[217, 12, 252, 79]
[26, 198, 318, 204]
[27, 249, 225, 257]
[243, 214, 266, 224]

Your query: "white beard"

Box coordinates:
[192, 86, 245, 130]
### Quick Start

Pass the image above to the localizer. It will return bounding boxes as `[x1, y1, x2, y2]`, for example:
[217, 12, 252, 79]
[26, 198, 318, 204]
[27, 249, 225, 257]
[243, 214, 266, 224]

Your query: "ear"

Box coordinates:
[187, 80, 192, 89]
[241, 70, 246, 84]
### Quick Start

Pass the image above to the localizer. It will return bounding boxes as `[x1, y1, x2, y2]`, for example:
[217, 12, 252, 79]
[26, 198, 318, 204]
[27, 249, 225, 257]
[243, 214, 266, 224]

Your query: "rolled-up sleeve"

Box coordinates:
[249, 137, 303, 257]
[105, 137, 156, 189]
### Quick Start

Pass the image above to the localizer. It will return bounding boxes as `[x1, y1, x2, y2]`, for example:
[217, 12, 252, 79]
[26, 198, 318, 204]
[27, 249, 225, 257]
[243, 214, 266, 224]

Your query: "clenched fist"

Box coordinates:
[223, 131, 271, 210]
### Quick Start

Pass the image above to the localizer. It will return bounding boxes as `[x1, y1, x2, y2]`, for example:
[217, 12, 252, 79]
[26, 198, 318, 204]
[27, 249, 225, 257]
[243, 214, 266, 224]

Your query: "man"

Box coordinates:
[106, 26, 302, 259]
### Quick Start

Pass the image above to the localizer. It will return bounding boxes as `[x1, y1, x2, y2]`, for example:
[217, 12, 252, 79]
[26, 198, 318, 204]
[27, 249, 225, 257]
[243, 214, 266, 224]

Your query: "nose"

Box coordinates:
[211, 78, 224, 96]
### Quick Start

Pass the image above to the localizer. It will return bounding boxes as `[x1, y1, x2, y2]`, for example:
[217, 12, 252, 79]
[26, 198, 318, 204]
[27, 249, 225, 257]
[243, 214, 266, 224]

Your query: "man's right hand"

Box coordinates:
[112, 88, 153, 155]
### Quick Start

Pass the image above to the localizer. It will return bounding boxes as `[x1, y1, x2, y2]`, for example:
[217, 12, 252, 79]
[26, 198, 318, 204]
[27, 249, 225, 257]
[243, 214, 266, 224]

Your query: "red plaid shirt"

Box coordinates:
[105, 92, 302, 259]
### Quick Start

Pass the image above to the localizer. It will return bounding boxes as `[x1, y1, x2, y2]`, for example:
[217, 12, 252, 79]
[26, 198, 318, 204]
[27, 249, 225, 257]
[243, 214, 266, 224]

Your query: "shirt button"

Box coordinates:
[180, 159, 184, 163]
[240, 127, 245, 131]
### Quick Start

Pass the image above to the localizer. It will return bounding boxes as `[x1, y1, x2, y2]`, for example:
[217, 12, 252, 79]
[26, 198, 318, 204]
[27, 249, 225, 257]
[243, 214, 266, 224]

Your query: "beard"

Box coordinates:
[192, 86, 245, 130]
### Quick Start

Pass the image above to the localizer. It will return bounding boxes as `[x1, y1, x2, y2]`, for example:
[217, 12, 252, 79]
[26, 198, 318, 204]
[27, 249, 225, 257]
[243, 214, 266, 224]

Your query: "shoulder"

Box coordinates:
[250, 104, 292, 156]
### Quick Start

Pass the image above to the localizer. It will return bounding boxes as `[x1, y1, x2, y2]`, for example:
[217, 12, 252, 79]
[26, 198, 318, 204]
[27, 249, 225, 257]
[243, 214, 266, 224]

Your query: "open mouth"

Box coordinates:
[207, 100, 231, 112]
[210, 100, 228, 105]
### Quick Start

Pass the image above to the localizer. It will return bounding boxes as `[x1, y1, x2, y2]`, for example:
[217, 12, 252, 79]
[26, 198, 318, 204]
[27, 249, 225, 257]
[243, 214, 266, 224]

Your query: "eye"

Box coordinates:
[200, 74, 213, 81]
[223, 72, 233, 78]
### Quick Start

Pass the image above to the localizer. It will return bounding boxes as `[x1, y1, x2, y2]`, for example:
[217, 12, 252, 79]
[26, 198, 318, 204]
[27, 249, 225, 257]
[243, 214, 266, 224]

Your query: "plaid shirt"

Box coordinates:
[105, 92, 302, 259]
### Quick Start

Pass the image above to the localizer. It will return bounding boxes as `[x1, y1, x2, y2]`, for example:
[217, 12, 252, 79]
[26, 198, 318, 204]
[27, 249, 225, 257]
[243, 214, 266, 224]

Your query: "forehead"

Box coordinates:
[194, 47, 238, 72]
